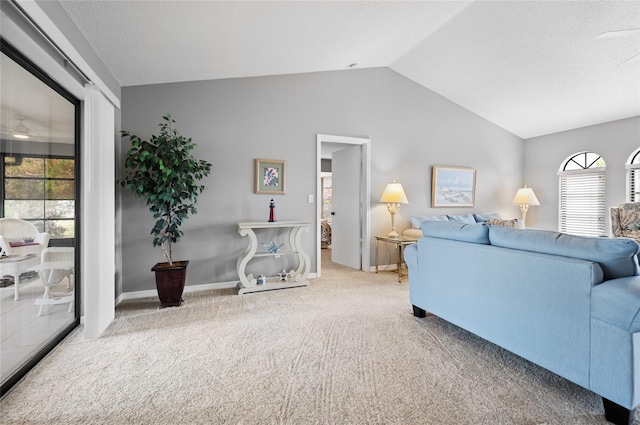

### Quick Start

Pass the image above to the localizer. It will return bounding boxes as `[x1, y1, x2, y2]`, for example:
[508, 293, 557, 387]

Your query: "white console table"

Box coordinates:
[237, 221, 311, 295]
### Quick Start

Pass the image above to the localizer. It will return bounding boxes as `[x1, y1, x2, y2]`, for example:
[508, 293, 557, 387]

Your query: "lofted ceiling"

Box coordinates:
[49, 1, 640, 139]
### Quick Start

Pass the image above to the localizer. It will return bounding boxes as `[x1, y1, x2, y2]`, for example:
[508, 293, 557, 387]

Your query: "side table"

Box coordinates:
[0, 254, 40, 300]
[374, 236, 416, 282]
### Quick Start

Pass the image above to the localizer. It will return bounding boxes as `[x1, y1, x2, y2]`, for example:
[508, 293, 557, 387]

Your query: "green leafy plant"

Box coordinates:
[120, 114, 212, 265]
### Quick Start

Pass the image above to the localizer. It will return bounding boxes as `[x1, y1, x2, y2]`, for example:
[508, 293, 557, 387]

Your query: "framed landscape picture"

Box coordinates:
[255, 159, 286, 194]
[432, 166, 476, 207]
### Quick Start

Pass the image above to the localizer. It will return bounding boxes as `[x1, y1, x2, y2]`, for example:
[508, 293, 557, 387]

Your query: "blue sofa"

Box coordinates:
[404, 221, 640, 424]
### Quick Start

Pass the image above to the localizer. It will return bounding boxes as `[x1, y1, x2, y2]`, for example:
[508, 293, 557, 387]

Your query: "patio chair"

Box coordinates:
[33, 247, 74, 316]
[0, 218, 50, 257]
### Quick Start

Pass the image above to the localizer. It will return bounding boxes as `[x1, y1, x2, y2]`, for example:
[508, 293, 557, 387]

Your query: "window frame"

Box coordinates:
[1, 153, 76, 241]
[558, 152, 606, 237]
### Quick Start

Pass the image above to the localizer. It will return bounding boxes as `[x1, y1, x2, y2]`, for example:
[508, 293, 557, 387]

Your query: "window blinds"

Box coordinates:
[559, 170, 606, 236]
[628, 165, 639, 202]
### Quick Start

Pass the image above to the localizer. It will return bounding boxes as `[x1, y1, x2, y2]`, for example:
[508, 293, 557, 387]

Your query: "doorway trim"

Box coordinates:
[316, 134, 370, 277]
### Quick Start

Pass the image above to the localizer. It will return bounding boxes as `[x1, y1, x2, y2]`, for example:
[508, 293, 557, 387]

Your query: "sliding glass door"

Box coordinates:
[0, 40, 80, 395]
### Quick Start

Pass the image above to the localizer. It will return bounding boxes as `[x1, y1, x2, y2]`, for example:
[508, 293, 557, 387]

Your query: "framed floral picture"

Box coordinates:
[255, 159, 286, 194]
[432, 166, 476, 207]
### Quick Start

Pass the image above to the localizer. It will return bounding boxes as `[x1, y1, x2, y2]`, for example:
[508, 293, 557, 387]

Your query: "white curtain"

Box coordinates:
[82, 84, 115, 339]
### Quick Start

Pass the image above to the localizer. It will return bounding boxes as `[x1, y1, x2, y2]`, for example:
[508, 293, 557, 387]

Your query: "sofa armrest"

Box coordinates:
[592, 276, 640, 332]
[591, 276, 640, 409]
[404, 244, 418, 269]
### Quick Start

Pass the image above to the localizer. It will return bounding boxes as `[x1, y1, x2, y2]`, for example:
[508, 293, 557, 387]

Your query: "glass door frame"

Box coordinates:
[0, 38, 81, 396]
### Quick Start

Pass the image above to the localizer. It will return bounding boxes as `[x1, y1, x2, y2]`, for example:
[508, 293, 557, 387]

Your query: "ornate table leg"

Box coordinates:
[237, 227, 258, 289]
[289, 225, 310, 282]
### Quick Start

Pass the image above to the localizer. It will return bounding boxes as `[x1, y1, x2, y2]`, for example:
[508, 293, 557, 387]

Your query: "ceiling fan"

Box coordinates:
[0, 115, 38, 140]
[595, 28, 640, 66]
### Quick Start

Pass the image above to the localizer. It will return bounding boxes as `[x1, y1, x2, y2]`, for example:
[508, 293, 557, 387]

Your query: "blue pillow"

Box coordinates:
[421, 221, 490, 244]
[447, 214, 476, 224]
[409, 215, 448, 229]
[489, 226, 640, 280]
[473, 213, 502, 222]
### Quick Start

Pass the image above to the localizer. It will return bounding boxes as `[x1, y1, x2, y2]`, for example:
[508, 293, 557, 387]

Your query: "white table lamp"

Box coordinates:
[380, 181, 408, 238]
[512, 185, 540, 228]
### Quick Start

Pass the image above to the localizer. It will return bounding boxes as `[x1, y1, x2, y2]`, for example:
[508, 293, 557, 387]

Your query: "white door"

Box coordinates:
[331, 145, 362, 269]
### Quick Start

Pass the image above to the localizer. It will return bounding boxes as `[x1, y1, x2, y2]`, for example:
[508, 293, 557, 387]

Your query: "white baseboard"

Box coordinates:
[117, 273, 320, 305]
[117, 280, 236, 304]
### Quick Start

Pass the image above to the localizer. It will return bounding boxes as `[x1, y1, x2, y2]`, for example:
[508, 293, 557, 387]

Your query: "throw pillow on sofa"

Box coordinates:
[487, 218, 519, 228]
[409, 212, 503, 230]
[421, 221, 490, 244]
[447, 214, 476, 224]
[409, 215, 448, 229]
[473, 213, 502, 222]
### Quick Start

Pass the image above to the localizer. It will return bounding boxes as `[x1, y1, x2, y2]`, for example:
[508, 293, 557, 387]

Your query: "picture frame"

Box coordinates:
[255, 159, 286, 195]
[431, 166, 476, 207]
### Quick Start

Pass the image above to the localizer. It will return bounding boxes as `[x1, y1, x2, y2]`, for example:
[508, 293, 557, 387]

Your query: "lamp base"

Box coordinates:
[386, 230, 400, 238]
[386, 207, 400, 239]
[519, 207, 528, 229]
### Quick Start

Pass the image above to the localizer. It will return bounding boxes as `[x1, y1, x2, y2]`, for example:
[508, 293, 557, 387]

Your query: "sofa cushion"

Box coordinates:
[9, 242, 39, 248]
[489, 226, 640, 280]
[409, 215, 448, 229]
[473, 213, 501, 222]
[591, 276, 640, 332]
[447, 214, 476, 224]
[421, 221, 490, 244]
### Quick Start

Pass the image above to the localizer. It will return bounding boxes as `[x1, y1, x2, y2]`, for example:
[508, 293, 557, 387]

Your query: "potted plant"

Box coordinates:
[120, 114, 212, 308]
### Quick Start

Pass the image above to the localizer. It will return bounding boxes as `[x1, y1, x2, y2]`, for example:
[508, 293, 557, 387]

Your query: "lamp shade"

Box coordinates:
[380, 181, 408, 204]
[512, 187, 540, 206]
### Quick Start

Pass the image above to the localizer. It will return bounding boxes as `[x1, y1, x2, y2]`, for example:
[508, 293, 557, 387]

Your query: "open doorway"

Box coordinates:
[316, 134, 370, 277]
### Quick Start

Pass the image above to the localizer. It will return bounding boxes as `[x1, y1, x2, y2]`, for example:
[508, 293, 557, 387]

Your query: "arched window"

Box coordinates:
[558, 152, 606, 236]
[627, 148, 640, 202]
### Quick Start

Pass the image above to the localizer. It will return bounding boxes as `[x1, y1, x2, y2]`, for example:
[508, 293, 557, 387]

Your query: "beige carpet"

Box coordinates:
[0, 253, 635, 424]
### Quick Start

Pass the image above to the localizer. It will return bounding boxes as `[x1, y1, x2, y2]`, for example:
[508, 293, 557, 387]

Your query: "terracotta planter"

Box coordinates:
[151, 260, 189, 308]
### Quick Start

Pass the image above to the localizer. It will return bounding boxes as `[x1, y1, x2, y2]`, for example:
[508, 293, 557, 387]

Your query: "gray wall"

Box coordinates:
[120, 67, 524, 293]
[523, 116, 640, 231]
